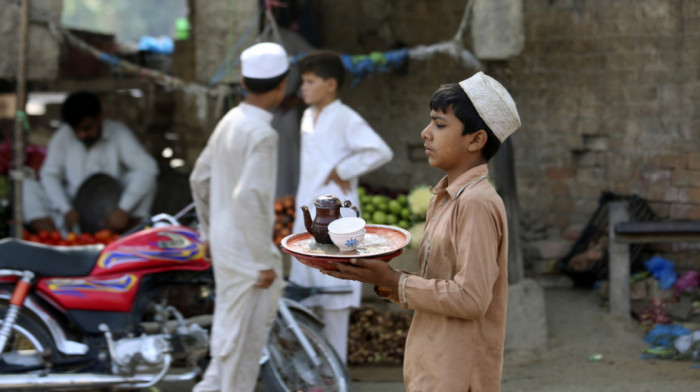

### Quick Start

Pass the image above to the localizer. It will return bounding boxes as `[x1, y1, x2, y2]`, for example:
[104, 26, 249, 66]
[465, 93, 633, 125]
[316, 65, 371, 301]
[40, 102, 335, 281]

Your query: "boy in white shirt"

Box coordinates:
[290, 50, 393, 363]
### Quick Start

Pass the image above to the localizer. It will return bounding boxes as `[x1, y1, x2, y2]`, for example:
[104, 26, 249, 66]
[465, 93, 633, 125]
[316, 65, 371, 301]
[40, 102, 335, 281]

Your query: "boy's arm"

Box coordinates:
[189, 144, 213, 241]
[400, 199, 502, 320]
[232, 132, 279, 271]
[334, 118, 393, 180]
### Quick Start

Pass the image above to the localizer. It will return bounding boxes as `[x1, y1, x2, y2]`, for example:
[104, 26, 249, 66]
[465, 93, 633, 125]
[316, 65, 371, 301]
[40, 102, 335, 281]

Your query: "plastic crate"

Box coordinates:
[558, 191, 659, 288]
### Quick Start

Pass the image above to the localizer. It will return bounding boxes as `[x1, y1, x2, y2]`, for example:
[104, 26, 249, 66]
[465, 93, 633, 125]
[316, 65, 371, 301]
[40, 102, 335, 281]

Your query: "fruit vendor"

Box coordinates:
[36, 91, 158, 233]
[322, 71, 521, 391]
[189, 42, 287, 392]
[289, 50, 393, 363]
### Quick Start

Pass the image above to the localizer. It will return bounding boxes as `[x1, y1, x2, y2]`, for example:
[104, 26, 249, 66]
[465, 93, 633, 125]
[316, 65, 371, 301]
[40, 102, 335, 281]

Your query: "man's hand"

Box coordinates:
[64, 209, 80, 231]
[203, 241, 211, 261]
[322, 258, 401, 291]
[104, 208, 130, 233]
[324, 168, 351, 194]
[256, 269, 277, 288]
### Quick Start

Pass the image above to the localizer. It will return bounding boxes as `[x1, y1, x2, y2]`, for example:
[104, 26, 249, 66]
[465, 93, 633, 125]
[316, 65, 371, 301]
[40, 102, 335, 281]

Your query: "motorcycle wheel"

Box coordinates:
[261, 311, 351, 392]
[0, 305, 57, 371]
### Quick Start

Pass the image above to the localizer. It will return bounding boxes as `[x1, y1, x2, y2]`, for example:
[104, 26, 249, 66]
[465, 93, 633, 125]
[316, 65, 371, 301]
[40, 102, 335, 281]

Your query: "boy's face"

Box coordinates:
[300, 72, 336, 107]
[421, 106, 474, 176]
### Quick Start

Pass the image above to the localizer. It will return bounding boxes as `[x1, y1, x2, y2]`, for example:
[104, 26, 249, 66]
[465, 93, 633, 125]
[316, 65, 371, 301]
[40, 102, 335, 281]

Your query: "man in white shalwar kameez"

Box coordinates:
[290, 51, 393, 363]
[189, 42, 289, 392]
[39, 91, 158, 233]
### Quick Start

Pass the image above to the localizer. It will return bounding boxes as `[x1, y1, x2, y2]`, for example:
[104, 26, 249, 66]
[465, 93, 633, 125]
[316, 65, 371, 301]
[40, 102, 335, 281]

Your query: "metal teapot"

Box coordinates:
[301, 194, 360, 244]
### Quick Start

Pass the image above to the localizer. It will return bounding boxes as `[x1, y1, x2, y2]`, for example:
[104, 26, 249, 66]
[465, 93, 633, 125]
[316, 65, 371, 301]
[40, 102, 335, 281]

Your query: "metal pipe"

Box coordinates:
[0, 366, 199, 390]
[13, 0, 29, 239]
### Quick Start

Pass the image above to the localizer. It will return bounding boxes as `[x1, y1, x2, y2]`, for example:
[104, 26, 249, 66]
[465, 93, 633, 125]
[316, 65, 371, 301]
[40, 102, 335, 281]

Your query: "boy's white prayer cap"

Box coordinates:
[241, 42, 289, 79]
[459, 71, 521, 142]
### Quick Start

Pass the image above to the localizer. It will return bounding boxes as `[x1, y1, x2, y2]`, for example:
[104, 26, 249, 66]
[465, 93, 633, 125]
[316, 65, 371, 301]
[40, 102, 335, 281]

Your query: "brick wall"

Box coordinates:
[510, 0, 700, 235]
[316, 0, 700, 271]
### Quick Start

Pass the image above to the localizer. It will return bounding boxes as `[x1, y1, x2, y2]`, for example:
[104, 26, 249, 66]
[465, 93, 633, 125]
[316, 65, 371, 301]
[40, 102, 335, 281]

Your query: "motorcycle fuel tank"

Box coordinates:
[36, 226, 209, 312]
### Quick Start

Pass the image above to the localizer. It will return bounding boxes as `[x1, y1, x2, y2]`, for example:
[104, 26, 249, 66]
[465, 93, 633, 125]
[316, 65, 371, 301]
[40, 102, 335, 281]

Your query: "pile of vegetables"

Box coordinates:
[273, 195, 295, 245]
[23, 229, 119, 246]
[348, 306, 412, 365]
[358, 185, 432, 247]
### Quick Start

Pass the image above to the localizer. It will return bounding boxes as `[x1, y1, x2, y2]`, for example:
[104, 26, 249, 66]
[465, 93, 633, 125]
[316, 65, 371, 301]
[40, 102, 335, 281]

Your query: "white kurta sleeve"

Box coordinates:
[335, 117, 393, 181]
[233, 132, 278, 271]
[114, 126, 159, 213]
[190, 144, 213, 241]
[39, 128, 73, 215]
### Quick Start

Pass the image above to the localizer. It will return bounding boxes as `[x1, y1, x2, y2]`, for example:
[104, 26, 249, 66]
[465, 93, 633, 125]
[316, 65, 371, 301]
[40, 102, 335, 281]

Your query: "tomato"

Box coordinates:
[94, 229, 111, 242]
[49, 231, 62, 242]
[79, 233, 94, 245]
[37, 230, 49, 242]
[27, 234, 40, 243]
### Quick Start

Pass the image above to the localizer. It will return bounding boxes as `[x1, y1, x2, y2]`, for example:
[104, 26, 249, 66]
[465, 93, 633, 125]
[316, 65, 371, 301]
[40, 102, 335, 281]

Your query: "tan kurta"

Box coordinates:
[383, 164, 508, 391]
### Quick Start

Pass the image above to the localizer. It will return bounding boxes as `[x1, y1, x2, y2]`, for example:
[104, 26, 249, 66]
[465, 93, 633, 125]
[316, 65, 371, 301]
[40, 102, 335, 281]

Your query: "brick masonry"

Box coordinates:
[311, 0, 700, 271]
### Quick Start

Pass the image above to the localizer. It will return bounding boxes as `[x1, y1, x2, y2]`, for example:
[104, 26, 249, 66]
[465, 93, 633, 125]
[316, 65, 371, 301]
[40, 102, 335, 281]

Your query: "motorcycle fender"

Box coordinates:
[0, 290, 89, 356]
[280, 298, 324, 328]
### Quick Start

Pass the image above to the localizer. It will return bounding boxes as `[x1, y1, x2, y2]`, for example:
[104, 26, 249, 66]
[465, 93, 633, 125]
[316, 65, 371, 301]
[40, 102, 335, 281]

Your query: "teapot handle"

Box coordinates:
[347, 205, 360, 217]
[342, 200, 360, 217]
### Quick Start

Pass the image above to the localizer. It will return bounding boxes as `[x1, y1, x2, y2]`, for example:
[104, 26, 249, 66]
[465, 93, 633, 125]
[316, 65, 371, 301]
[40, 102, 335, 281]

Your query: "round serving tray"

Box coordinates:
[280, 224, 411, 271]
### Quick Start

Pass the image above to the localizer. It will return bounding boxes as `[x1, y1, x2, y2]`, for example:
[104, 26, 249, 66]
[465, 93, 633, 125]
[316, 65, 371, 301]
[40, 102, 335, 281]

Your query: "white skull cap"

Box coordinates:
[241, 42, 289, 79]
[459, 71, 521, 142]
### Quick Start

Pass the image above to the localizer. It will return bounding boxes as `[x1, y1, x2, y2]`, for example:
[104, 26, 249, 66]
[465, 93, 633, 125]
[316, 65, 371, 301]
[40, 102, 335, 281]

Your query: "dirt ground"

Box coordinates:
[499, 287, 700, 392]
[161, 285, 700, 392]
[348, 285, 700, 392]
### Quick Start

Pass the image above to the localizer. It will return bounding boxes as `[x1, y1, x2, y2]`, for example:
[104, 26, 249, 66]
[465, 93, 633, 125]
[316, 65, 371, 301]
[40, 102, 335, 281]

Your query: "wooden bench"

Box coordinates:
[608, 201, 700, 318]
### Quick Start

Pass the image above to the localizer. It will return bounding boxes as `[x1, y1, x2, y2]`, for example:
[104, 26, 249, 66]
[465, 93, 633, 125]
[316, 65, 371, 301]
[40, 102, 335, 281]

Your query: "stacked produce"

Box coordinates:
[358, 185, 432, 247]
[348, 306, 412, 365]
[273, 195, 295, 245]
[23, 229, 119, 246]
[0, 141, 46, 176]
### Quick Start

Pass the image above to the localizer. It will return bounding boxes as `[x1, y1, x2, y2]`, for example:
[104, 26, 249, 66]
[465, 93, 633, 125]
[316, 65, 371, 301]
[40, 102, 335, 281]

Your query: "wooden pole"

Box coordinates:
[13, 0, 29, 239]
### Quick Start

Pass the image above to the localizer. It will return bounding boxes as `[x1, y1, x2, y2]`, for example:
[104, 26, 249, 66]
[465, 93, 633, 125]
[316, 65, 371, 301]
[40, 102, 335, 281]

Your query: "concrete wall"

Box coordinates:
[0, 0, 62, 80]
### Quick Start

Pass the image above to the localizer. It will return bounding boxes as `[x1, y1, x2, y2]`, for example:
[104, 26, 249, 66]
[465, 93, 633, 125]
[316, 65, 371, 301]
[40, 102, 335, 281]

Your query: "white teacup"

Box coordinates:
[329, 229, 366, 252]
[328, 217, 366, 236]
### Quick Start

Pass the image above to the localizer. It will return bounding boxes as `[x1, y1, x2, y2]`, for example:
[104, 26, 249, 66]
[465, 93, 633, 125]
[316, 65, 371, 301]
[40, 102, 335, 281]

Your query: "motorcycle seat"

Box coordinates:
[0, 238, 103, 277]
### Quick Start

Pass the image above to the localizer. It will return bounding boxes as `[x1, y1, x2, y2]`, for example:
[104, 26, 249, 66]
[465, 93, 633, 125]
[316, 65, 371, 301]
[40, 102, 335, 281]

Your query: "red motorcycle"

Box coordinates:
[0, 213, 212, 390]
[0, 211, 351, 391]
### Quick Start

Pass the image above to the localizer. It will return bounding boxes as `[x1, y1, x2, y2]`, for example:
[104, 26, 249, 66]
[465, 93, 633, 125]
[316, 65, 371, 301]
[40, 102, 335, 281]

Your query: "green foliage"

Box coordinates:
[62, 0, 188, 43]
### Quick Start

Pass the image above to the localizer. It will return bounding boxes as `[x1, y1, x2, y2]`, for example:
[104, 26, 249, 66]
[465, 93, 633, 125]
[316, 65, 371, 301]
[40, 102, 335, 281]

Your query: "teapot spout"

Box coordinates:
[301, 205, 312, 234]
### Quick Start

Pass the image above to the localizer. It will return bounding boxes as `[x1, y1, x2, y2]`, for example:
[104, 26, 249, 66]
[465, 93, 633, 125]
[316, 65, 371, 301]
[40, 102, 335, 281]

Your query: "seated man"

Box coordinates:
[38, 91, 158, 233]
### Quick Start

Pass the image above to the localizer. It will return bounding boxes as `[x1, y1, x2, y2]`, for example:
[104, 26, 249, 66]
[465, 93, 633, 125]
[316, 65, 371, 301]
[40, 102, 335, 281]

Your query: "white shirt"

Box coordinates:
[190, 102, 282, 280]
[291, 99, 393, 309]
[189, 102, 283, 360]
[40, 119, 158, 215]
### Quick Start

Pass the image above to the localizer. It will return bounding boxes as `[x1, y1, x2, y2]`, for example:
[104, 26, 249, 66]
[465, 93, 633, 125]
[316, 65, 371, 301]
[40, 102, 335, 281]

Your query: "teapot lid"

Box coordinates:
[314, 194, 342, 208]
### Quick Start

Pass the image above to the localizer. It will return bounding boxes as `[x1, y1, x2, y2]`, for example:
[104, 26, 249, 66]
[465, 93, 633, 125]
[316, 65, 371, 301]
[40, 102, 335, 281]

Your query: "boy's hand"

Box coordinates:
[256, 269, 277, 288]
[322, 258, 401, 292]
[324, 168, 351, 194]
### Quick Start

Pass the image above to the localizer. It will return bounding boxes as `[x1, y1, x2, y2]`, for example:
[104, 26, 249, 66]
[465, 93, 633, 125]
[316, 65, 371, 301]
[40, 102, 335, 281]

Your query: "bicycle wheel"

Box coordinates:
[261, 311, 351, 392]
